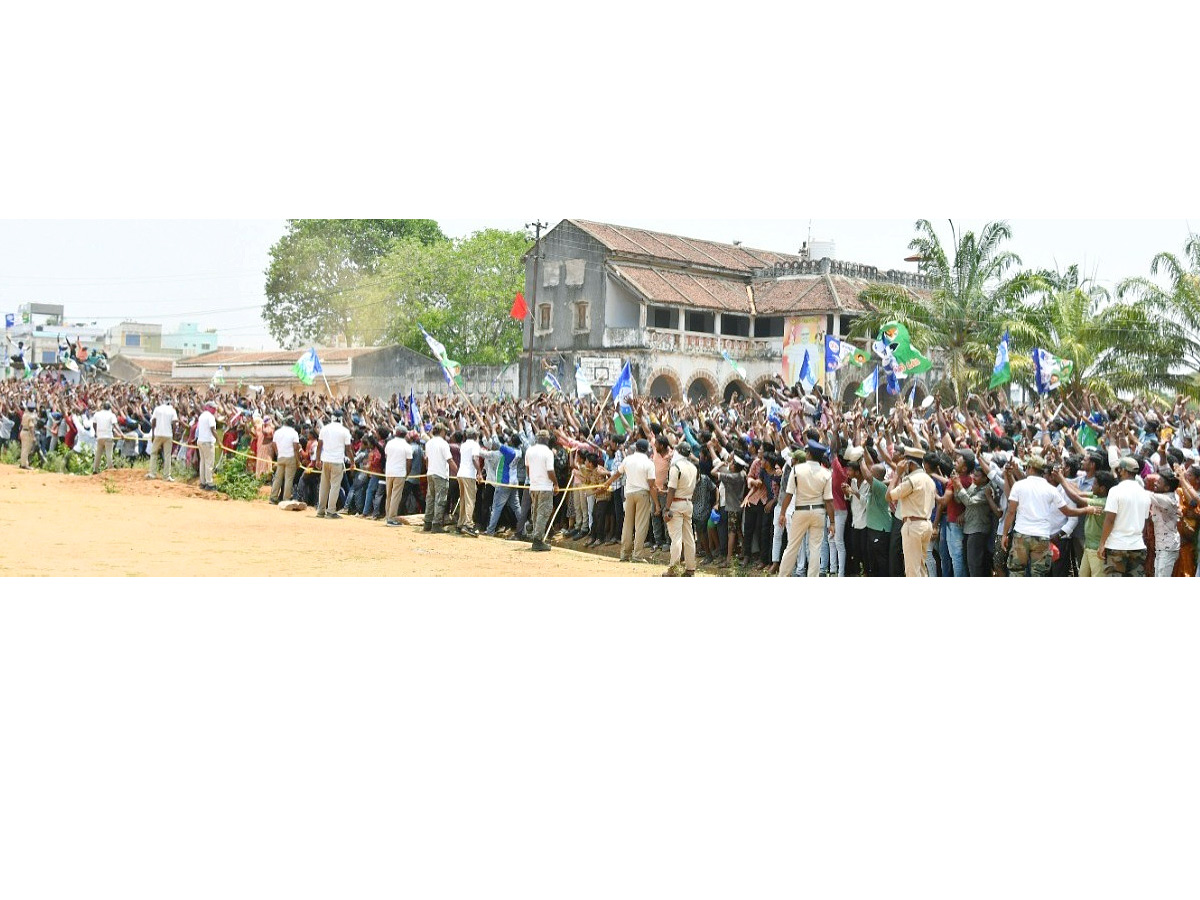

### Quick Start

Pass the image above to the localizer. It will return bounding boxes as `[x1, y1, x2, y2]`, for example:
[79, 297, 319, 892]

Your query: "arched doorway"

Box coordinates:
[648, 371, 682, 401]
[723, 379, 752, 402]
[687, 375, 715, 403]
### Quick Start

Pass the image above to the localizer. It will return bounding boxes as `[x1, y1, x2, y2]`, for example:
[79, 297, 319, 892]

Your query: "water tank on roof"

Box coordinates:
[809, 239, 836, 261]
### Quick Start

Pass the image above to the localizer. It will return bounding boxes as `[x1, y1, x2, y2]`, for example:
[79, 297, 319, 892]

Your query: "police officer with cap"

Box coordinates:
[663, 442, 699, 576]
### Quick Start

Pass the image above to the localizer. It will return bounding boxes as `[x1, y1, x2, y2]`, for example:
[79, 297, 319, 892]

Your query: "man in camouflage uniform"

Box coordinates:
[1099, 457, 1151, 578]
[1001, 455, 1099, 577]
[1007, 532, 1053, 578]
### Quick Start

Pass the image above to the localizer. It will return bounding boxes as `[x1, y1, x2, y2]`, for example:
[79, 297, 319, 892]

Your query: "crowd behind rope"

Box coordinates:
[2, 370, 1199, 578]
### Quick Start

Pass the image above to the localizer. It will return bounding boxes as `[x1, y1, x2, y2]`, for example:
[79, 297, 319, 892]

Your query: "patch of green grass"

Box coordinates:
[103, 479, 120, 494]
[214, 464, 270, 501]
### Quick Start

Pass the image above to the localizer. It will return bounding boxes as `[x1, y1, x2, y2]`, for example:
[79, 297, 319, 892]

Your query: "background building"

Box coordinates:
[160, 322, 220, 357]
[521, 220, 934, 405]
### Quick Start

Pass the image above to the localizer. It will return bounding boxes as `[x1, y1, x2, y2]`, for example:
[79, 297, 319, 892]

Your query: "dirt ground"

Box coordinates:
[0, 467, 663, 578]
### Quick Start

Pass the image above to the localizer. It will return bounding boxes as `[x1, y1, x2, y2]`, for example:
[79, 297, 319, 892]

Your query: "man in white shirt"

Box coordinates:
[525, 430, 558, 551]
[1099, 456, 1152, 576]
[423, 422, 454, 533]
[147, 397, 178, 481]
[456, 428, 483, 537]
[196, 402, 219, 491]
[91, 401, 120, 475]
[270, 415, 301, 504]
[601, 437, 658, 563]
[315, 409, 352, 519]
[1001, 455, 1099, 577]
[384, 426, 413, 526]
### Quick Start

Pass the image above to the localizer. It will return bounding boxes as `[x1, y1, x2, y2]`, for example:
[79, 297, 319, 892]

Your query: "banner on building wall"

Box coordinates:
[578, 355, 623, 386]
[781, 317, 825, 389]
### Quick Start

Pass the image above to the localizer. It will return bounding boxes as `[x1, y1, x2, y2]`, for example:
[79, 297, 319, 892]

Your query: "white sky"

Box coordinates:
[1, 219, 1195, 352]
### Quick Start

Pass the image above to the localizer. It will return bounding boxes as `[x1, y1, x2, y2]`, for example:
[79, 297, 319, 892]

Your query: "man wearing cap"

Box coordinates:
[887, 447, 938, 577]
[315, 409, 352, 519]
[1098, 456, 1152, 576]
[601, 437, 658, 563]
[1000, 455, 1100, 577]
[91, 400, 119, 475]
[196, 402, 219, 491]
[777, 445, 835, 578]
[270, 415, 301, 503]
[19, 402, 36, 469]
[663, 442, 699, 576]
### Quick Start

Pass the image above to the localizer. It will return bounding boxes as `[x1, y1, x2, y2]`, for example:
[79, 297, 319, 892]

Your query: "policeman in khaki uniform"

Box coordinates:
[662, 443, 699, 577]
[888, 446, 938, 577]
[777, 447, 836, 578]
[19, 402, 36, 469]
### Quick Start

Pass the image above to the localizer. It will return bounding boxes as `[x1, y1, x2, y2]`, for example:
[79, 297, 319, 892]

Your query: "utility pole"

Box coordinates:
[525, 220, 547, 398]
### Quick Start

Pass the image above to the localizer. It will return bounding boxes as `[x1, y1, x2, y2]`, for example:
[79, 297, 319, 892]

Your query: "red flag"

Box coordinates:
[510, 292, 528, 320]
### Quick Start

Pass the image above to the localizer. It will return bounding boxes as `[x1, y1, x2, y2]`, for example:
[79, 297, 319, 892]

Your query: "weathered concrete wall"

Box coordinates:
[351, 346, 519, 400]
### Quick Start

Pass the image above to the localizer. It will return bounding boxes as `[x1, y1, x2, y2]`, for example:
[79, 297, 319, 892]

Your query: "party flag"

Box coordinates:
[989, 331, 1011, 389]
[855, 366, 880, 398]
[293, 348, 322, 385]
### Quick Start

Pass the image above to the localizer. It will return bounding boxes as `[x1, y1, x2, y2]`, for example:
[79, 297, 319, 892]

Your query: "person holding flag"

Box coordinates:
[990, 331, 1011, 390]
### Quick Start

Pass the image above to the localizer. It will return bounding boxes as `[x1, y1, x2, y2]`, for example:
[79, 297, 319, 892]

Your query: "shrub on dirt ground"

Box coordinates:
[215, 465, 270, 501]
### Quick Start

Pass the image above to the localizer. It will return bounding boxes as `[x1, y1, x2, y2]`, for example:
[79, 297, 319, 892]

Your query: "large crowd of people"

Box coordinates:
[2, 368, 1198, 577]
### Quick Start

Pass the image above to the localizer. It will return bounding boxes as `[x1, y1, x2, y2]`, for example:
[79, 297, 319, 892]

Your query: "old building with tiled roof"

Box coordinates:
[522, 219, 932, 403]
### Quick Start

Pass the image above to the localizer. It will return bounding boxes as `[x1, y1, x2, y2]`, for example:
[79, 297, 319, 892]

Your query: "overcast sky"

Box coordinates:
[1, 219, 1195, 352]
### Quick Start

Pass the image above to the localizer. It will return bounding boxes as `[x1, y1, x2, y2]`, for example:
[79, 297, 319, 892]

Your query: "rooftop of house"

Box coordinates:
[174, 347, 381, 368]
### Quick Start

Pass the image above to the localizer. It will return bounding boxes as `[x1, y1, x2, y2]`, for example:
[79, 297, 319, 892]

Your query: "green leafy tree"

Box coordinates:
[854, 220, 1040, 403]
[359, 228, 530, 366]
[262, 219, 446, 347]
[1116, 235, 1200, 396]
[1009, 265, 1191, 401]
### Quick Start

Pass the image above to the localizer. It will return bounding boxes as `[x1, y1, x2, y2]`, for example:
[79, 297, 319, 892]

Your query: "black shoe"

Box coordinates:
[326, 513, 342, 520]
[431, 524, 445, 534]
[315, 511, 326, 518]
[531, 542, 551, 552]
[386, 519, 403, 527]
[422, 524, 432, 532]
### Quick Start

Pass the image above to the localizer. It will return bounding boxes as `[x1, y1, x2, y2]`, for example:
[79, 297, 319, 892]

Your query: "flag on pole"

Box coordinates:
[798, 349, 816, 390]
[824, 335, 853, 372]
[408, 390, 422, 431]
[575, 364, 593, 399]
[1033, 348, 1073, 394]
[875, 321, 932, 376]
[610, 360, 633, 402]
[989, 331, 1011, 389]
[542, 370, 563, 395]
[293, 348, 322, 385]
[211, 365, 227, 387]
[510, 292, 528, 320]
[419, 324, 464, 387]
[855, 366, 880, 398]
[613, 401, 636, 436]
[720, 349, 747, 381]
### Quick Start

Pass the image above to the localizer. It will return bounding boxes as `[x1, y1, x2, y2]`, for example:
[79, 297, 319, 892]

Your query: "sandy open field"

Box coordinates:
[0, 466, 662, 578]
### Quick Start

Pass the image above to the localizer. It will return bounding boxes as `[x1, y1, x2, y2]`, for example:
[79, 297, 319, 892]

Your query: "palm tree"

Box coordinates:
[1116, 235, 1200, 395]
[854, 220, 1041, 404]
[1010, 265, 1192, 402]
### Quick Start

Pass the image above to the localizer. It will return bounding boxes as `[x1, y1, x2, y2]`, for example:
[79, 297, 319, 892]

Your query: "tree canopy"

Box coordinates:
[262, 219, 447, 348]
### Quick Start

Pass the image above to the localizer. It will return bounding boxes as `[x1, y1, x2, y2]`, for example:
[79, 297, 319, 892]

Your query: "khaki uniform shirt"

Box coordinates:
[787, 461, 833, 505]
[667, 457, 698, 501]
[890, 468, 937, 520]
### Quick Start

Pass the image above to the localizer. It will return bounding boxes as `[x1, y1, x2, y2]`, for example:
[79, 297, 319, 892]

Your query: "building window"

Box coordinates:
[684, 311, 715, 334]
[721, 314, 750, 337]
[573, 302, 590, 332]
[649, 306, 678, 330]
[41, 350, 57, 364]
[754, 316, 785, 338]
[537, 304, 552, 332]
[125, 334, 141, 347]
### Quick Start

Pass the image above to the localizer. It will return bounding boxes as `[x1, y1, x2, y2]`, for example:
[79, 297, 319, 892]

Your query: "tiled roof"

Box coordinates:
[175, 347, 378, 367]
[610, 264, 751, 313]
[133, 356, 176, 375]
[754, 277, 839, 315]
[572, 220, 801, 273]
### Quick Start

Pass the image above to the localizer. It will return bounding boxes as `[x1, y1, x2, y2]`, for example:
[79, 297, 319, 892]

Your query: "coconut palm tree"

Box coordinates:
[1009, 265, 1193, 402]
[1116, 235, 1200, 395]
[853, 220, 1042, 403]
